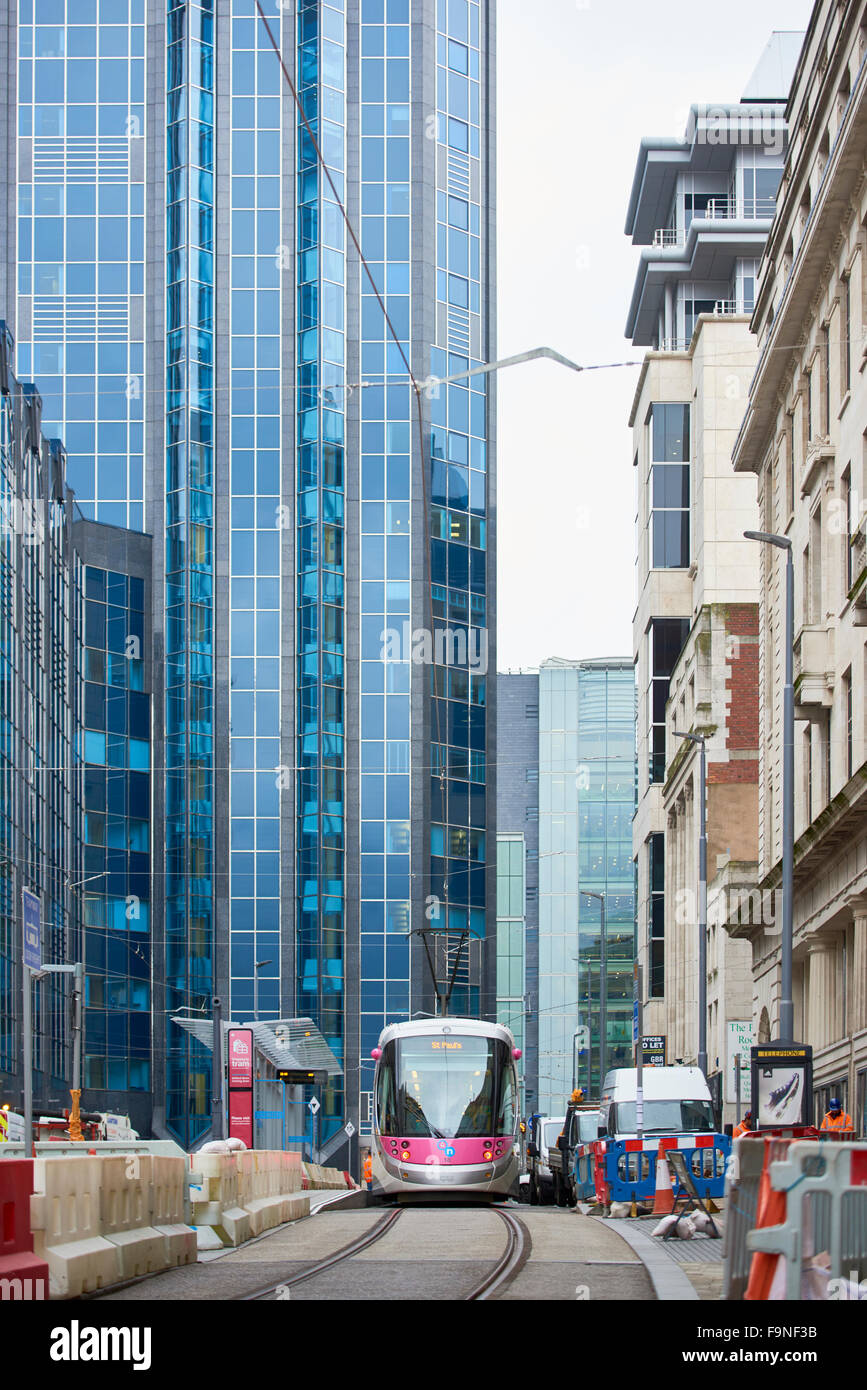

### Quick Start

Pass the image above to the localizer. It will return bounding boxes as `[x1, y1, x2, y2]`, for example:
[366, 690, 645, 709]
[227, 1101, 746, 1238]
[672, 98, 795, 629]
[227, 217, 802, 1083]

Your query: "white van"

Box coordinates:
[524, 1114, 565, 1203]
[598, 1067, 716, 1140]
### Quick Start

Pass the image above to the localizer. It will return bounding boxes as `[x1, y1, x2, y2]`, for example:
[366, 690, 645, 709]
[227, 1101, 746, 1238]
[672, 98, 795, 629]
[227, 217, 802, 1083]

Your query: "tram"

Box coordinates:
[370, 1017, 521, 1201]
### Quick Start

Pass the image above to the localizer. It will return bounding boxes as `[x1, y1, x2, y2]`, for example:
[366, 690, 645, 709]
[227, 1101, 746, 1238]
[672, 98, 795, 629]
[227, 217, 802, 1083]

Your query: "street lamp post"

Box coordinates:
[745, 530, 794, 1041]
[253, 959, 272, 1023]
[672, 730, 708, 1078]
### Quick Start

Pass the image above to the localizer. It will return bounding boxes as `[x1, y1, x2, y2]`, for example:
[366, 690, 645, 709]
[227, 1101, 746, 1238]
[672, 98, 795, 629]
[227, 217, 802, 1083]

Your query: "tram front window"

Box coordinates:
[377, 1035, 516, 1138]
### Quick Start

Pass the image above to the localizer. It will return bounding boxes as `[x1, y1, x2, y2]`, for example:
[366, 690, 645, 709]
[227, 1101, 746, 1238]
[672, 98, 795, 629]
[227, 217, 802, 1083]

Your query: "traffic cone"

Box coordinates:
[651, 1140, 675, 1216]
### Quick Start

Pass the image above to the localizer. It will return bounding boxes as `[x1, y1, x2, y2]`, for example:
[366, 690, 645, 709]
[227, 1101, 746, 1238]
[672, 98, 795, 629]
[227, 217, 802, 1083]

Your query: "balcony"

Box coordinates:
[793, 623, 834, 717]
[800, 436, 835, 497]
[652, 227, 683, 248]
[651, 199, 777, 248]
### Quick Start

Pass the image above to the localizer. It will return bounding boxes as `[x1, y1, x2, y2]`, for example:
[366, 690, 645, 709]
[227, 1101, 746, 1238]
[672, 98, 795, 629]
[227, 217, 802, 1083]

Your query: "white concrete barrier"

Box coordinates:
[188, 1150, 314, 1248]
[29, 1153, 197, 1298]
[30, 1156, 121, 1298]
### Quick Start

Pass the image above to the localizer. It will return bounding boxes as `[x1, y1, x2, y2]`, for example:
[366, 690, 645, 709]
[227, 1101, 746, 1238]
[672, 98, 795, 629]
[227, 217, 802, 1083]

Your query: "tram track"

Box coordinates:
[237, 1203, 529, 1302]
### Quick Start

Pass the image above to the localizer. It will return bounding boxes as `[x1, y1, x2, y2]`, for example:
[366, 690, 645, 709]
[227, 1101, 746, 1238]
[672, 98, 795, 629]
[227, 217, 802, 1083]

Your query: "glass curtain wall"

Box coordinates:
[357, 0, 413, 1098]
[428, 0, 487, 1013]
[538, 662, 636, 1113]
[296, 0, 347, 1144]
[81, 564, 150, 1095]
[164, 0, 215, 1144]
[15, 0, 146, 531]
[575, 664, 635, 1097]
[228, 2, 286, 1028]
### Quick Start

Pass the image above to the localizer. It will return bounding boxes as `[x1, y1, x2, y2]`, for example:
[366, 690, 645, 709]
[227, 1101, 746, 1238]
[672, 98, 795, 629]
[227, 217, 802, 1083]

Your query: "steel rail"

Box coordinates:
[238, 1207, 403, 1300]
[464, 1206, 529, 1301]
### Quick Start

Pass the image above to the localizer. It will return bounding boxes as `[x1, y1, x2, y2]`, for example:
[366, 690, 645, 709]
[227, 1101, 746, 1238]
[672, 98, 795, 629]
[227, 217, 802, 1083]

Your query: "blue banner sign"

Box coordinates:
[22, 889, 41, 972]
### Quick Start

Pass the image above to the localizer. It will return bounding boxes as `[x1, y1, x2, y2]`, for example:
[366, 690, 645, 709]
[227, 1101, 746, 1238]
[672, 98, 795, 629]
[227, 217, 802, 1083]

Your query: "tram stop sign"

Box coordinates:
[308, 1098, 321, 1115]
[344, 1121, 355, 1138]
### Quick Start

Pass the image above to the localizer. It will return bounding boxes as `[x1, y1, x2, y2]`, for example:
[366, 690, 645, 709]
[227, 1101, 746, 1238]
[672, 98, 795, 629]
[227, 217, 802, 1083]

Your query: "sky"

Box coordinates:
[495, 0, 815, 672]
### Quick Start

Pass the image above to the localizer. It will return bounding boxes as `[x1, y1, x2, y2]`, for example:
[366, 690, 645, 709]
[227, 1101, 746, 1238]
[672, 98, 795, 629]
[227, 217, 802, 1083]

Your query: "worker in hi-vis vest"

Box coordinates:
[363, 1150, 373, 1190]
[733, 1110, 753, 1139]
[820, 1098, 854, 1132]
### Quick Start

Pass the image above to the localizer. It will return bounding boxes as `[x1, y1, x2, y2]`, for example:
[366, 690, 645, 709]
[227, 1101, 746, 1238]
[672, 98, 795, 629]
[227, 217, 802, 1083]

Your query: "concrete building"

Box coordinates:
[626, 37, 801, 1122]
[0, 322, 84, 1120]
[1, 319, 157, 1132]
[730, 0, 867, 1131]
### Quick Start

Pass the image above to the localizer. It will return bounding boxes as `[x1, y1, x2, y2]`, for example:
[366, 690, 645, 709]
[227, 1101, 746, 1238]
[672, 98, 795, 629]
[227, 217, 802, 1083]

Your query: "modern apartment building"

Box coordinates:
[730, 0, 867, 1132]
[1, 0, 496, 1149]
[626, 36, 800, 1121]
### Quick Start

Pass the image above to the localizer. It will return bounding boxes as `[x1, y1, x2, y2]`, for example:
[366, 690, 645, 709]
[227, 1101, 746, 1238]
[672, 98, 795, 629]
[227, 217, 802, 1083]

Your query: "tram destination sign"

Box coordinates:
[276, 1068, 328, 1085]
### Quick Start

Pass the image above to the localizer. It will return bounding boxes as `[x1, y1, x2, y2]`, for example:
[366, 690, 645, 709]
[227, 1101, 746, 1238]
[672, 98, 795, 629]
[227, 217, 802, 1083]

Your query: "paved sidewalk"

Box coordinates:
[590, 1210, 725, 1301]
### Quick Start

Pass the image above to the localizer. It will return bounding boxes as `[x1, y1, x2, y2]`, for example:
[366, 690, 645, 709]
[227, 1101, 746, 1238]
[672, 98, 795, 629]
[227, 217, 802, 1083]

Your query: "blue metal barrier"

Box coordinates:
[602, 1135, 731, 1203]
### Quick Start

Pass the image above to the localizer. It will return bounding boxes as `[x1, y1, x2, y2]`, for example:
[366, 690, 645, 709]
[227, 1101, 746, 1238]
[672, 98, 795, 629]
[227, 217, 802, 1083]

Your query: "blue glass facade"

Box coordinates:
[15, 0, 146, 531]
[357, 0, 414, 1118]
[164, 0, 215, 1144]
[294, 0, 346, 1144]
[538, 659, 636, 1113]
[8, 0, 496, 1147]
[80, 557, 151, 1107]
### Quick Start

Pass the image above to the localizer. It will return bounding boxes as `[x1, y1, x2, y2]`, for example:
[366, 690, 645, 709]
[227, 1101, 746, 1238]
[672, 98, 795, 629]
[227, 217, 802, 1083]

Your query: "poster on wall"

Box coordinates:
[725, 1021, 752, 1104]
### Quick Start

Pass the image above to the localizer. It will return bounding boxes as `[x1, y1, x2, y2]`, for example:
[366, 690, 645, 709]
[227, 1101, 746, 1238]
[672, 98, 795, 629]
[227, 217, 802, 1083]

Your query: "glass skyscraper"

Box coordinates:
[3, 0, 496, 1150]
[538, 658, 636, 1115]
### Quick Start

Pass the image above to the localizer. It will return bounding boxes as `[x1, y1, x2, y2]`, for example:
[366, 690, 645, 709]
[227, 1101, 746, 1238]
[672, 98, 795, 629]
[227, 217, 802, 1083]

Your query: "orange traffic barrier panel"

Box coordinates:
[744, 1139, 788, 1300]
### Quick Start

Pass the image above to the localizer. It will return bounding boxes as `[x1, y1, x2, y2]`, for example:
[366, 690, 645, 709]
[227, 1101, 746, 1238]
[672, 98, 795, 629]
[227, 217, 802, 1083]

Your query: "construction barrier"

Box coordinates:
[722, 1134, 770, 1299]
[574, 1144, 596, 1201]
[0, 1159, 49, 1301]
[605, 1135, 730, 1204]
[0, 1139, 188, 1161]
[29, 1153, 196, 1298]
[572, 1135, 730, 1205]
[187, 1150, 353, 1248]
[743, 1139, 867, 1300]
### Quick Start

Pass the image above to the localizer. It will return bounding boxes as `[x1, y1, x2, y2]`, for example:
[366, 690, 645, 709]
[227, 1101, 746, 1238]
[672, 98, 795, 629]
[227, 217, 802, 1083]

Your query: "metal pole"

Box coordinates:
[22, 964, 32, 1155]
[72, 961, 83, 1092]
[735, 1054, 742, 1127]
[781, 546, 794, 1042]
[636, 965, 644, 1143]
[212, 995, 224, 1140]
[698, 739, 708, 1077]
[253, 968, 258, 1024]
[599, 895, 607, 1087]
